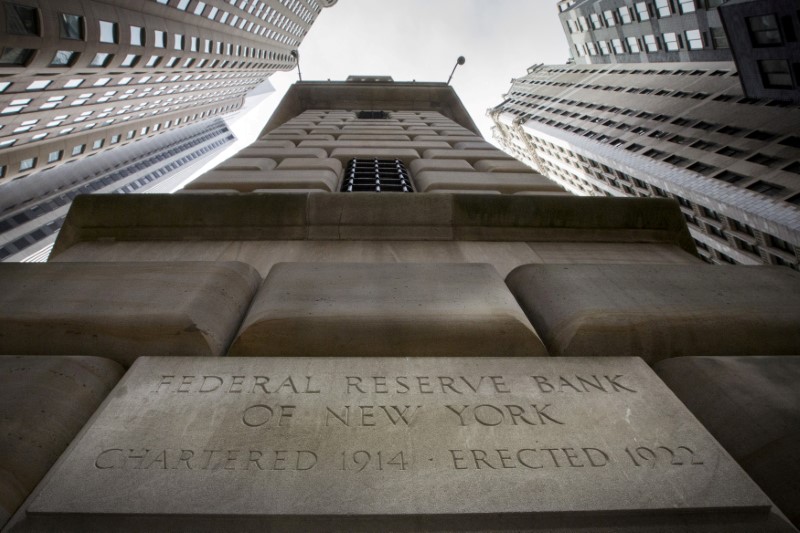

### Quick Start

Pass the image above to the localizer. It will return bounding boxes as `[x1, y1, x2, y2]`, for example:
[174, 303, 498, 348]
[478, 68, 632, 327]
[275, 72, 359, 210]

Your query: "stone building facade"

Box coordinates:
[0, 0, 336, 183]
[490, 61, 800, 269]
[0, 78, 799, 531]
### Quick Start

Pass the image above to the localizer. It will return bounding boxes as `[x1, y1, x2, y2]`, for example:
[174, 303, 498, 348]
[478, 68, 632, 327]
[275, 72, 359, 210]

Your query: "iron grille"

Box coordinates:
[340, 158, 414, 193]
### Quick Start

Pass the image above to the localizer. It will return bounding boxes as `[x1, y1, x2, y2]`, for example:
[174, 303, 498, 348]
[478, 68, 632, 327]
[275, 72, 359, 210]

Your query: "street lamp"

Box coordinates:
[446, 56, 466, 85]
[290, 50, 302, 81]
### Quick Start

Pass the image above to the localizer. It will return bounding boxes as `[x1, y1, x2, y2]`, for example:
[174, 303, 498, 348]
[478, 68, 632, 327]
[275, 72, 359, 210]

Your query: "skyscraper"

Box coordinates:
[0, 0, 336, 184]
[558, 0, 732, 65]
[490, 62, 800, 268]
[1, 77, 799, 530]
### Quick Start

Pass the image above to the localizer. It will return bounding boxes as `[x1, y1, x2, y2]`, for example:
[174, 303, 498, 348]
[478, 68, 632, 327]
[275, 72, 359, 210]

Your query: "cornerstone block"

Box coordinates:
[15, 357, 784, 531]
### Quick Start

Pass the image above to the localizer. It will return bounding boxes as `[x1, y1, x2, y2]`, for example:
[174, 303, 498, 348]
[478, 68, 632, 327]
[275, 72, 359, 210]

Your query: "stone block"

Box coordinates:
[474, 159, 535, 173]
[453, 141, 496, 150]
[505, 264, 800, 363]
[415, 171, 566, 194]
[408, 158, 474, 175]
[654, 356, 800, 526]
[214, 158, 277, 172]
[305, 193, 453, 240]
[228, 262, 547, 357]
[12, 356, 785, 531]
[185, 170, 339, 192]
[0, 355, 123, 527]
[328, 147, 421, 163]
[422, 149, 516, 165]
[233, 148, 327, 161]
[247, 140, 295, 149]
[275, 157, 343, 175]
[298, 140, 450, 151]
[0, 262, 261, 366]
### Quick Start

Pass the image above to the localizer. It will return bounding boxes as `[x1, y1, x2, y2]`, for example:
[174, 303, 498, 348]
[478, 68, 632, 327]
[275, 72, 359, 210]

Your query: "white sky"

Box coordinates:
[240, 0, 569, 143]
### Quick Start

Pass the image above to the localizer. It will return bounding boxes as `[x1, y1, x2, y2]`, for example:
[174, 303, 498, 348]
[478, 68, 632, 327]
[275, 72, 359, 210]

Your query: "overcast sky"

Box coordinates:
[240, 1, 570, 143]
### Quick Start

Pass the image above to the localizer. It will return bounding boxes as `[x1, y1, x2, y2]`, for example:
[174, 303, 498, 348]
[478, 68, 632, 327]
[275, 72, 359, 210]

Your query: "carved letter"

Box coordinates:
[303, 376, 321, 393]
[380, 405, 421, 426]
[490, 376, 511, 393]
[517, 449, 543, 469]
[247, 450, 265, 470]
[504, 404, 537, 425]
[175, 449, 194, 470]
[276, 376, 299, 394]
[444, 404, 469, 426]
[229, 376, 245, 393]
[460, 376, 485, 393]
[531, 404, 564, 425]
[396, 376, 409, 393]
[199, 376, 223, 393]
[273, 450, 287, 471]
[531, 376, 553, 393]
[373, 376, 388, 394]
[562, 447, 584, 467]
[296, 451, 317, 471]
[325, 406, 350, 426]
[359, 405, 376, 426]
[577, 375, 606, 393]
[450, 449, 467, 469]
[438, 376, 460, 394]
[346, 377, 366, 394]
[242, 404, 274, 427]
[471, 449, 496, 469]
[583, 447, 610, 467]
[279, 405, 295, 426]
[154, 375, 173, 393]
[95, 449, 123, 469]
[177, 376, 195, 393]
[473, 404, 504, 426]
[605, 375, 637, 393]
[251, 376, 270, 394]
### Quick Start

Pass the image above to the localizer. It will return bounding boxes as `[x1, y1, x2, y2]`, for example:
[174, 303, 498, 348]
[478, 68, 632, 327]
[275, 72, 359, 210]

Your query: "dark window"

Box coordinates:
[59, 13, 83, 40]
[341, 159, 414, 193]
[779, 136, 800, 148]
[717, 125, 743, 136]
[5, 3, 39, 35]
[747, 180, 785, 196]
[643, 148, 666, 159]
[711, 170, 744, 184]
[747, 15, 782, 47]
[746, 130, 776, 141]
[0, 47, 33, 65]
[688, 162, 716, 175]
[783, 161, 800, 175]
[356, 111, 389, 120]
[664, 154, 689, 166]
[747, 153, 781, 166]
[758, 59, 793, 89]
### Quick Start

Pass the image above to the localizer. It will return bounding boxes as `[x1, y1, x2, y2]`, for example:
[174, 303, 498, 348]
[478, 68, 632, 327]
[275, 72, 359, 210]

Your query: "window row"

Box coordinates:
[565, 0, 719, 33]
[575, 29, 713, 57]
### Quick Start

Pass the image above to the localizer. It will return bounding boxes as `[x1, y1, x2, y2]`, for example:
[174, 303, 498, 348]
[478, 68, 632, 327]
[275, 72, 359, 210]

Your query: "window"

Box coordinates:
[71, 144, 85, 156]
[340, 159, 414, 192]
[154, 30, 166, 48]
[130, 25, 144, 46]
[678, 0, 696, 13]
[27, 79, 51, 90]
[93, 77, 111, 86]
[685, 29, 703, 50]
[655, 0, 671, 17]
[190, 36, 199, 52]
[618, 7, 632, 24]
[598, 40, 611, 54]
[612, 38, 625, 54]
[193, 1, 206, 15]
[710, 27, 729, 49]
[145, 55, 161, 67]
[643, 34, 659, 52]
[51, 51, 77, 66]
[716, 146, 744, 158]
[19, 157, 36, 171]
[47, 150, 62, 163]
[99, 20, 118, 43]
[92, 139, 104, 150]
[110, 134, 120, 144]
[758, 60, 793, 89]
[174, 34, 184, 50]
[59, 13, 83, 40]
[626, 37, 641, 53]
[747, 15, 782, 47]
[90, 52, 112, 67]
[635, 2, 650, 20]
[5, 3, 38, 35]
[121, 54, 140, 67]
[603, 9, 616, 26]
[590, 13, 602, 29]
[663, 32, 680, 51]
[177, 0, 190, 10]
[747, 180, 785, 196]
[0, 47, 33, 65]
